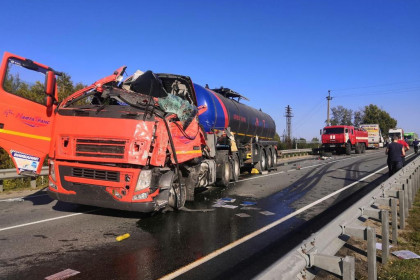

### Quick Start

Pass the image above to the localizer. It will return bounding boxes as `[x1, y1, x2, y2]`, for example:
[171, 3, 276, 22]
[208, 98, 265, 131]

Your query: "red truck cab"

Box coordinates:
[321, 125, 368, 155]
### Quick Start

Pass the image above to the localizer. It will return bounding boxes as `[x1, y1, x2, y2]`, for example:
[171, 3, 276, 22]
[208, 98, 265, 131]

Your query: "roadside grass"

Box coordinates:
[1, 176, 49, 192]
[379, 193, 420, 280]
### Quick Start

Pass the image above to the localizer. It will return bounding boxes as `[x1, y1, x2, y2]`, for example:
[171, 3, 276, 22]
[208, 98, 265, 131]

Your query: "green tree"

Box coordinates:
[330, 106, 353, 125]
[362, 104, 397, 137]
[311, 137, 319, 143]
[57, 73, 84, 102]
[353, 110, 364, 127]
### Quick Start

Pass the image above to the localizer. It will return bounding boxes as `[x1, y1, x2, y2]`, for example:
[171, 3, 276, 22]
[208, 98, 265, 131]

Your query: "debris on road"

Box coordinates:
[235, 213, 251, 218]
[251, 168, 259, 174]
[212, 203, 238, 209]
[241, 206, 261, 211]
[376, 242, 393, 250]
[240, 201, 256, 206]
[259, 211, 275, 216]
[220, 197, 236, 203]
[392, 250, 420, 259]
[45, 268, 80, 280]
[116, 233, 130, 242]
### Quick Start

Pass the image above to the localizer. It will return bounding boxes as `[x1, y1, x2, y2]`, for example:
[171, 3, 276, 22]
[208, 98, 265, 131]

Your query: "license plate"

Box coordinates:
[330, 145, 335, 147]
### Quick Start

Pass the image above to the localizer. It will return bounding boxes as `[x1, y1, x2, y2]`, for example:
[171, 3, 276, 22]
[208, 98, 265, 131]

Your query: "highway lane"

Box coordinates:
[0, 150, 413, 280]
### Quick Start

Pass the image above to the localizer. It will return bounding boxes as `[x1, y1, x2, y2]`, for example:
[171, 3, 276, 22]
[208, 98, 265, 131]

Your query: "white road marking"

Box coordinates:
[0, 209, 100, 232]
[0, 193, 49, 202]
[159, 155, 395, 280]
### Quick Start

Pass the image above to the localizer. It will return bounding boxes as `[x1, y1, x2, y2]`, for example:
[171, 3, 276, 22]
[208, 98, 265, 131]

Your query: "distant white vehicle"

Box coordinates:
[389, 128, 404, 141]
[360, 124, 384, 149]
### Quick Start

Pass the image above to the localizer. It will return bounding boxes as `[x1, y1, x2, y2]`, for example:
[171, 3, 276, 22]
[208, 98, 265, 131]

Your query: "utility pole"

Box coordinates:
[326, 90, 333, 126]
[285, 105, 293, 149]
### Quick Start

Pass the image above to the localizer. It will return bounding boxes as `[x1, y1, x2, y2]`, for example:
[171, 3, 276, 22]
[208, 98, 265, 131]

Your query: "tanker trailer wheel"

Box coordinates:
[345, 143, 351, 155]
[232, 154, 240, 182]
[271, 148, 277, 168]
[265, 148, 272, 169]
[168, 174, 186, 210]
[255, 149, 267, 172]
[216, 161, 231, 187]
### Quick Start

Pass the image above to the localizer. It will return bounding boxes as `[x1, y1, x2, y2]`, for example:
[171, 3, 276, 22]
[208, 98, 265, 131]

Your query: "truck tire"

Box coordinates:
[361, 144, 366, 153]
[255, 149, 267, 172]
[232, 154, 240, 182]
[265, 148, 272, 169]
[271, 148, 277, 167]
[345, 143, 351, 155]
[355, 143, 361, 154]
[168, 174, 186, 210]
[216, 161, 231, 187]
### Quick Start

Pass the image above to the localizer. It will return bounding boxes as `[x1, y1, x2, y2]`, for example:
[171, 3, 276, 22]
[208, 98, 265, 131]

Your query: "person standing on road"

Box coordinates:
[397, 138, 409, 165]
[386, 136, 405, 177]
[413, 138, 419, 154]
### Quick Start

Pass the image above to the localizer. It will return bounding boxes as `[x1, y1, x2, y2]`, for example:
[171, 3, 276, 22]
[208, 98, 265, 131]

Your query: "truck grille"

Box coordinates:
[75, 139, 126, 159]
[72, 167, 120, 182]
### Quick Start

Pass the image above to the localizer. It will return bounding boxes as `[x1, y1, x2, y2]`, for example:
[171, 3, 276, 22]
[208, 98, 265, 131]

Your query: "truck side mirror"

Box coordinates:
[45, 71, 56, 107]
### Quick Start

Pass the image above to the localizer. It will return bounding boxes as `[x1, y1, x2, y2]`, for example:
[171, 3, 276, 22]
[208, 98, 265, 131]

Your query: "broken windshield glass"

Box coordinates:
[158, 94, 198, 125]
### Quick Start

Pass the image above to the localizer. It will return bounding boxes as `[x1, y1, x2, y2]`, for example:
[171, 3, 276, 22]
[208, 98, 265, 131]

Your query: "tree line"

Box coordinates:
[329, 104, 397, 137]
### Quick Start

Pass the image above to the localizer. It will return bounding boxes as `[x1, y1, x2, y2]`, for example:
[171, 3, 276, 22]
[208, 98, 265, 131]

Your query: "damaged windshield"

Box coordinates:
[61, 69, 198, 126]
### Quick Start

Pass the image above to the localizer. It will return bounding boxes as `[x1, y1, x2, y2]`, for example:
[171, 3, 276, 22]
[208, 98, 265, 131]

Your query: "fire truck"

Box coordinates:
[0, 52, 277, 212]
[321, 125, 368, 155]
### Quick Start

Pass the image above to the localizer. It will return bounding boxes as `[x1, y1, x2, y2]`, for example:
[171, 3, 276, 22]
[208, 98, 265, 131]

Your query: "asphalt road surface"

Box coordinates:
[0, 149, 415, 280]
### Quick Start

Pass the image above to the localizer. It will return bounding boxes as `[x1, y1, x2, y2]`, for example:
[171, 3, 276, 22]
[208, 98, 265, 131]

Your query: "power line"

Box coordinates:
[331, 80, 420, 92]
[334, 86, 420, 98]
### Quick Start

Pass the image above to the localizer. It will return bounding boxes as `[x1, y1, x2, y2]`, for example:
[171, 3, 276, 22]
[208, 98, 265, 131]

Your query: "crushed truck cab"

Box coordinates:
[0, 52, 277, 213]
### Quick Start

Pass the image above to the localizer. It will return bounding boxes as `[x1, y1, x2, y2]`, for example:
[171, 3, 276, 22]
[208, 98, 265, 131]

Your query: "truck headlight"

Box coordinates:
[135, 170, 152, 191]
[49, 160, 56, 182]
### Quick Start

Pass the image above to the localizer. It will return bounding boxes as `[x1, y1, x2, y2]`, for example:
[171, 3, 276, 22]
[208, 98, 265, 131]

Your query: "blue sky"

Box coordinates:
[1, 0, 419, 140]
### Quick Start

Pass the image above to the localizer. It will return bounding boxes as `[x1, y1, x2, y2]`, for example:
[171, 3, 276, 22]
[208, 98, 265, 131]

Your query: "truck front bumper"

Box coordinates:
[47, 188, 157, 212]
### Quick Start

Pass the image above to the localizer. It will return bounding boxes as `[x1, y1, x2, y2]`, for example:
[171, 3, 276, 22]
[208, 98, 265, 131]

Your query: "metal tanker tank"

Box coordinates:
[194, 83, 276, 144]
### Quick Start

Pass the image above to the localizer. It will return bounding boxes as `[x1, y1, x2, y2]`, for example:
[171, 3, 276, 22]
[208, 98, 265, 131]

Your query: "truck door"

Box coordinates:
[0, 52, 58, 175]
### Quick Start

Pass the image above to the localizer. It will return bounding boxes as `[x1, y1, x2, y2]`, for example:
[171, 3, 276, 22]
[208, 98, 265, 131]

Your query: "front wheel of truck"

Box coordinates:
[345, 143, 351, 155]
[168, 175, 186, 210]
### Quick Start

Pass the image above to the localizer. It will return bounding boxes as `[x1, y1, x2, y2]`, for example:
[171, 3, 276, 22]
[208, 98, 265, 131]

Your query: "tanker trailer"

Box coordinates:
[194, 84, 277, 185]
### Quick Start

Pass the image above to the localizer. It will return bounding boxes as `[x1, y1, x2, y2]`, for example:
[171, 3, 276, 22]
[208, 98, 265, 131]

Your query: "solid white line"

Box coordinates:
[0, 209, 100, 232]
[159, 163, 388, 280]
[0, 193, 49, 202]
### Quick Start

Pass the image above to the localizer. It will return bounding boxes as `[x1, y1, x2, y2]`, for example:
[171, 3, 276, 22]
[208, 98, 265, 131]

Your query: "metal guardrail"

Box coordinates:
[0, 166, 49, 192]
[256, 155, 420, 280]
[278, 148, 312, 158]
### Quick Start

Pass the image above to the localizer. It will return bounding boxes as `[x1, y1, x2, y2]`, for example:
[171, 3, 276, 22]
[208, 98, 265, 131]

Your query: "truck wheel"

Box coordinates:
[168, 175, 186, 210]
[355, 143, 361, 154]
[232, 154, 240, 182]
[361, 144, 366, 153]
[216, 161, 231, 187]
[271, 149, 277, 167]
[255, 149, 267, 172]
[265, 148, 272, 169]
[345, 143, 351, 155]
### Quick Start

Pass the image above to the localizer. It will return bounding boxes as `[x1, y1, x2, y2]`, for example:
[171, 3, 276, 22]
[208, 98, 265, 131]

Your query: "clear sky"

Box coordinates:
[1, 0, 419, 140]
